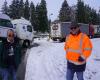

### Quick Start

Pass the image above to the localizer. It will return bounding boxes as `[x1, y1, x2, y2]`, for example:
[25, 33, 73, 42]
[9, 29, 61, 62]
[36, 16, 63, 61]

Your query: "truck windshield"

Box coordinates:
[27, 25, 32, 32]
[0, 19, 13, 28]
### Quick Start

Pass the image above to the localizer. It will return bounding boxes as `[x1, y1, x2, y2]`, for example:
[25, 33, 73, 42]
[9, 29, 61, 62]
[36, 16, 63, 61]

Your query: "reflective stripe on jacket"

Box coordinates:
[64, 33, 92, 65]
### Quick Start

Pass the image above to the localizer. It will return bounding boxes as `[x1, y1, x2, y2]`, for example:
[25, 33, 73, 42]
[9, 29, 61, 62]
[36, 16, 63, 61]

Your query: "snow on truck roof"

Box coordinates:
[12, 17, 31, 25]
[0, 13, 11, 20]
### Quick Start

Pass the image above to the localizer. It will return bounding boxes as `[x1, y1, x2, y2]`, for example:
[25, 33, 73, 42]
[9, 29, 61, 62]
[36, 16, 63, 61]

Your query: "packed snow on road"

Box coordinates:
[25, 38, 100, 80]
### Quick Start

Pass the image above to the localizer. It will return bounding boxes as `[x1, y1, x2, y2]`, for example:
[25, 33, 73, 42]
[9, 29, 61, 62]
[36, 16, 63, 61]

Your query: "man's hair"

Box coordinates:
[7, 29, 14, 36]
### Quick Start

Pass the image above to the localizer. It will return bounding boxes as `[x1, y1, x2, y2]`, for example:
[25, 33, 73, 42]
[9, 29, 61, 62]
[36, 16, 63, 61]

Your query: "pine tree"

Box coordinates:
[1, 0, 9, 15]
[19, 0, 24, 17]
[16, 0, 20, 18]
[24, 0, 30, 20]
[35, 4, 40, 32]
[90, 9, 98, 24]
[59, 0, 71, 22]
[84, 5, 91, 23]
[30, 2, 36, 30]
[39, 0, 48, 33]
[76, 0, 85, 23]
[9, 0, 20, 19]
[9, 0, 17, 19]
[96, 13, 100, 24]
[98, 8, 100, 24]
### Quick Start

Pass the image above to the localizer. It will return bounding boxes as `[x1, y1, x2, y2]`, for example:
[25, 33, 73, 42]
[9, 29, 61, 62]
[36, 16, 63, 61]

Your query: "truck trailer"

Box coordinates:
[50, 22, 94, 42]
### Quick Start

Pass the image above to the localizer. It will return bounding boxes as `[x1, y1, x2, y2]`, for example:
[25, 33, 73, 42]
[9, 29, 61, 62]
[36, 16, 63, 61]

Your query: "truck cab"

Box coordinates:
[11, 18, 34, 47]
[0, 13, 14, 40]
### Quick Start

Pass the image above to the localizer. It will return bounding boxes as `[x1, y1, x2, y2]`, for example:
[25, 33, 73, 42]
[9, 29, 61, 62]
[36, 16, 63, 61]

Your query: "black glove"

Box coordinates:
[78, 56, 85, 62]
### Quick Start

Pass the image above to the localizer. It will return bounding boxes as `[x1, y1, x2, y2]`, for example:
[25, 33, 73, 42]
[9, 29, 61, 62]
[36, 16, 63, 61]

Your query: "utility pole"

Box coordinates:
[48, 13, 53, 41]
[29, 6, 31, 22]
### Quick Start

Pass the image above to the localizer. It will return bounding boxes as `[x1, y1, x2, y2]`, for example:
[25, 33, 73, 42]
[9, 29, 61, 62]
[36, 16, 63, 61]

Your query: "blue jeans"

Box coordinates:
[67, 69, 84, 80]
[0, 66, 16, 80]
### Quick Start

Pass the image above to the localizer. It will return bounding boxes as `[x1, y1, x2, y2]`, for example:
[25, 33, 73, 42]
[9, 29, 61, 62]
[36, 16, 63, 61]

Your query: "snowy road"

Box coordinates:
[25, 38, 100, 80]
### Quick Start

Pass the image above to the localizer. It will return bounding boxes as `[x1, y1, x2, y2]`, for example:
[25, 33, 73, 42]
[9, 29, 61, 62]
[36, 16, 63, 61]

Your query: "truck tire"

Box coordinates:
[59, 39, 63, 42]
[59, 38, 65, 42]
[23, 40, 30, 48]
[52, 38, 57, 41]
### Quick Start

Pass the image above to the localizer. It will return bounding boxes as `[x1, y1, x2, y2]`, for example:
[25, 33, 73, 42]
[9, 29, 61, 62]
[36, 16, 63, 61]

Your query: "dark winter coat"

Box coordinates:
[0, 39, 22, 69]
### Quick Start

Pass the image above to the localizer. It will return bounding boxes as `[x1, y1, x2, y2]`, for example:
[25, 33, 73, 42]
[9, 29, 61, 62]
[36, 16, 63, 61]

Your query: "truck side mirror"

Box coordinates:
[13, 24, 16, 29]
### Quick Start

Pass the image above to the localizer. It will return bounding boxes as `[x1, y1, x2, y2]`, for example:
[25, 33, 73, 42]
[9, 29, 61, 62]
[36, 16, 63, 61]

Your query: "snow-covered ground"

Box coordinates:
[25, 38, 100, 80]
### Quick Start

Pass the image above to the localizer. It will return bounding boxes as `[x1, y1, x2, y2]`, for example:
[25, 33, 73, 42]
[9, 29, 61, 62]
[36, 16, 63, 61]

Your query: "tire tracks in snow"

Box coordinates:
[42, 42, 67, 80]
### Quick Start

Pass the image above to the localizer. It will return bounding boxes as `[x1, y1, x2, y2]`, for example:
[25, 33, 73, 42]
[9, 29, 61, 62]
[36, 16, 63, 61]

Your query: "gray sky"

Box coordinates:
[0, 0, 100, 21]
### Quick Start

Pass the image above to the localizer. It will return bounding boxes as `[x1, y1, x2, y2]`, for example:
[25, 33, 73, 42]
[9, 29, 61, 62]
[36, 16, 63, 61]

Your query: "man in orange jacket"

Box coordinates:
[64, 22, 92, 80]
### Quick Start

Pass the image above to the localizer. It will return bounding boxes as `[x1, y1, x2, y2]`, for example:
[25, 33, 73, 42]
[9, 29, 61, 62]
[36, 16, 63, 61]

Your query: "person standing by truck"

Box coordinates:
[0, 29, 22, 80]
[64, 21, 92, 80]
[89, 23, 94, 38]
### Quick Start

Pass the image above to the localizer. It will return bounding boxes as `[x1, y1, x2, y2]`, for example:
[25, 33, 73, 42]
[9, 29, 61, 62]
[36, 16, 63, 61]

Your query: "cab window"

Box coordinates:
[0, 19, 13, 28]
[27, 25, 32, 32]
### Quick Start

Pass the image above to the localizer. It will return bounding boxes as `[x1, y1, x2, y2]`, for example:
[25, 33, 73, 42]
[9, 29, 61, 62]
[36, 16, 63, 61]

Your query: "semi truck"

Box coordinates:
[0, 14, 34, 47]
[50, 22, 94, 42]
[11, 18, 34, 47]
[93, 25, 100, 38]
[0, 13, 15, 40]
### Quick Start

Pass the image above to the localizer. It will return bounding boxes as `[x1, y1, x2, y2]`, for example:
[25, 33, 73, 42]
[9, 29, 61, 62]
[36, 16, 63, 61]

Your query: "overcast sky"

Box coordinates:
[0, 0, 100, 21]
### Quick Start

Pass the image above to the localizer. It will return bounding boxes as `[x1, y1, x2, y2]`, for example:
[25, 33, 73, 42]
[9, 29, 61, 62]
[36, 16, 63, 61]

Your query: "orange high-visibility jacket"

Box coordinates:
[64, 33, 92, 65]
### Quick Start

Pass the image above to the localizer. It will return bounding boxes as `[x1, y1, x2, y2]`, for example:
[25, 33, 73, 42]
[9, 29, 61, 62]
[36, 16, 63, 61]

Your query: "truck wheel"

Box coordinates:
[23, 40, 30, 48]
[59, 38, 65, 42]
[59, 39, 63, 42]
[52, 38, 57, 41]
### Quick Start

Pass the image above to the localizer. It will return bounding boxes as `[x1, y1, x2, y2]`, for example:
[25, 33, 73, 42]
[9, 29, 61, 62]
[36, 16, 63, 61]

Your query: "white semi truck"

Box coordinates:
[11, 18, 34, 47]
[0, 13, 14, 40]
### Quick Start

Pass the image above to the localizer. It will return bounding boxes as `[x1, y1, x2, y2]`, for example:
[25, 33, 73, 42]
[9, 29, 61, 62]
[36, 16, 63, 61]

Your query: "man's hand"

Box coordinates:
[78, 56, 85, 62]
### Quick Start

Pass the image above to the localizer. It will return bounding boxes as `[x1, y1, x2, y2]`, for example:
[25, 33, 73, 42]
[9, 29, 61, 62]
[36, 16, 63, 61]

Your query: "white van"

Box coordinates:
[11, 18, 34, 47]
[0, 13, 14, 39]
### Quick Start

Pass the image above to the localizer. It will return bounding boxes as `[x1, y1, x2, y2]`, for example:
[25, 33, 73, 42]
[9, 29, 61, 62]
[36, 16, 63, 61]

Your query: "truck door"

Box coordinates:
[26, 25, 33, 41]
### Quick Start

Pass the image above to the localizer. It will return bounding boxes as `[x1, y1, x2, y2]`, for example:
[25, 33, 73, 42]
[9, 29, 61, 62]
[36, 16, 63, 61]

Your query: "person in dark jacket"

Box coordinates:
[0, 29, 22, 80]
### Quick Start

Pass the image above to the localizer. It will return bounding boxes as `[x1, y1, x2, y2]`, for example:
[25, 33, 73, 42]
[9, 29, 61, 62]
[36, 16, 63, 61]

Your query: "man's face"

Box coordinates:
[7, 31, 14, 42]
[70, 26, 80, 35]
